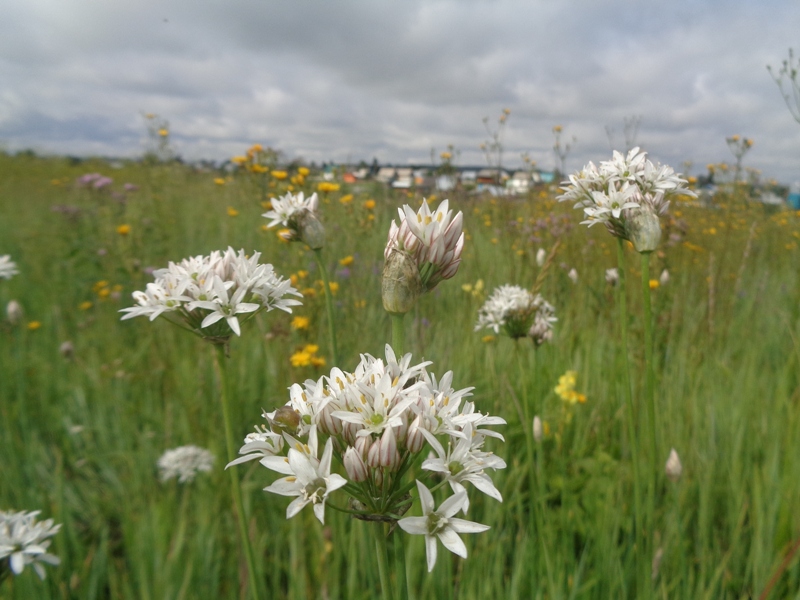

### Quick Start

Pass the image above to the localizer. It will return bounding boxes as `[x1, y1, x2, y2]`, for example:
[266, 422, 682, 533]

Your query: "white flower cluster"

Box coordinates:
[262, 191, 319, 230]
[475, 284, 557, 343]
[120, 248, 301, 338]
[557, 147, 694, 236]
[0, 510, 61, 580]
[157, 445, 215, 483]
[229, 345, 505, 571]
[385, 199, 465, 291]
[0, 255, 18, 280]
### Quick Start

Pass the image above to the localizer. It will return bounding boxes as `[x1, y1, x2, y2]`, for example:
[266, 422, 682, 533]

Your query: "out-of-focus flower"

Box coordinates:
[555, 370, 586, 405]
[6, 300, 23, 324]
[79, 301, 93, 311]
[532, 416, 543, 442]
[568, 268, 578, 284]
[272, 170, 288, 180]
[124, 183, 139, 192]
[158, 128, 169, 137]
[339, 194, 353, 205]
[0, 510, 61, 579]
[382, 199, 464, 314]
[665, 448, 682, 482]
[120, 248, 301, 340]
[59, 341, 74, 359]
[291, 316, 310, 330]
[605, 268, 619, 286]
[298, 167, 310, 176]
[558, 147, 695, 252]
[317, 182, 340, 193]
[475, 285, 556, 343]
[339, 256, 354, 267]
[157, 445, 215, 483]
[214, 178, 226, 186]
[93, 177, 113, 190]
[27, 321, 41, 331]
[659, 269, 670, 286]
[0, 255, 19, 280]
[116, 224, 131, 236]
[649, 279, 660, 290]
[398, 481, 489, 572]
[536, 248, 547, 267]
[263, 192, 325, 249]
[227, 207, 239, 217]
[364, 199, 376, 210]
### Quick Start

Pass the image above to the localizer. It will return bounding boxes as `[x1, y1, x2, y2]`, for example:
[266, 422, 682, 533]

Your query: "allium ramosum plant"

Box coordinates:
[229, 345, 505, 596]
[0, 510, 61, 583]
[263, 191, 339, 364]
[121, 247, 301, 600]
[558, 148, 693, 598]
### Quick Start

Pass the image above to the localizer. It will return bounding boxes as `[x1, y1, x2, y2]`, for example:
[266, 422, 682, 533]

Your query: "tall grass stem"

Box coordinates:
[313, 248, 339, 366]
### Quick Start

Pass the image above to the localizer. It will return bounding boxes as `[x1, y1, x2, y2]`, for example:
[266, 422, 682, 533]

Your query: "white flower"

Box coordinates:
[568, 268, 578, 284]
[665, 448, 683, 482]
[659, 269, 670, 286]
[157, 445, 215, 483]
[0, 510, 61, 579]
[397, 480, 489, 572]
[0, 255, 18, 280]
[605, 268, 619, 286]
[6, 300, 23, 324]
[262, 191, 319, 229]
[532, 416, 543, 442]
[120, 248, 301, 338]
[263, 437, 347, 524]
[475, 285, 557, 342]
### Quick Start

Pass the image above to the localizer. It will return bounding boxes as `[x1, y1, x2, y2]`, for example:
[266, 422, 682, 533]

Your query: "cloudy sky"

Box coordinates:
[2, 0, 800, 182]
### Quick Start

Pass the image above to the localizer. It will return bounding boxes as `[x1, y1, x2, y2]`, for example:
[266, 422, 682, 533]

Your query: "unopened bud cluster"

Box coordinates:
[229, 345, 506, 550]
[382, 199, 464, 313]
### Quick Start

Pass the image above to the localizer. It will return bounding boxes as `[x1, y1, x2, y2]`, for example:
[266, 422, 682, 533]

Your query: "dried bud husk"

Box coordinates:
[271, 406, 301, 434]
[382, 248, 423, 315]
[290, 209, 326, 250]
[627, 207, 662, 253]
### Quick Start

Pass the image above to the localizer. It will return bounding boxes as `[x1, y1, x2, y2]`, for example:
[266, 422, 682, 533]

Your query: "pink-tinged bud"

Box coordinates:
[354, 435, 371, 459]
[395, 413, 408, 443]
[367, 438, 382, 468]
[405, 416, 425, 453]
[379, 427, 400, 470]
[373, 468, 383, 487]
[318, 404, 342, 436]
[344, 447, 369, 482]
[342, 421, 361, 446]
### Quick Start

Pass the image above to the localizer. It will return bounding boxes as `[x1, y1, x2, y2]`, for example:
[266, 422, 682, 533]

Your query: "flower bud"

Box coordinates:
[367, 438, 382, 468]
[536, 248, 546, 267]
[665, 448, 682, 482]
[382, 249, 423, 315]
[605, 268, 619, 286]
[343, 447, 369, 482]
[290, 209, 326, 250]
[318, 404, 342, 436]
[6, 300, 23, 324]
[342, 421, 360, 446]
[405, 416, 425, 453]
[379, 426, 400, 470]
[532, 416, 543, 442]
[568, 268, 578, 284]
[659, 269, 670, 286]
[628, 207, 662, 253]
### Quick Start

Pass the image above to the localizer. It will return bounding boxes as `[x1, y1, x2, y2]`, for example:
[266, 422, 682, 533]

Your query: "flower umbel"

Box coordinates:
[0, 510, 61, 580]
[157, 445, 215, 483]
[475, 284, 556, 343]
[0, 256, 18, 280]
[263, 191, 325, 249]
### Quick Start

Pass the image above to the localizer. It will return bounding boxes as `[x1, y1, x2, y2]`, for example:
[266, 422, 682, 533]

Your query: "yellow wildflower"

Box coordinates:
[227, 206, 239, 217]
[232, 156, 248, 165]
[27, 321, 41, 331]
[214, 177, 226, 185]
[364, 199, 376, 210]
[251, 164, 268, 174]
[79, 301, 93, 311]
[311, 356, 326, 368]
[302, 287, 317, 297]
[303, 344, 319, 354]
[339, 256, 354, 267]
[339, 194, 354, 205]
[298, 167, 310, 176]
[93, 281, 109, 293]
[250, 143, 263, 153]
[272, 170, 288, 180]
[290, 350, 312, 367]
[158, 128, 169, 137]
[354, 299, 367, 309]
[291, 316, 310, 330]
[116, 224, 131, 236]
[555, 370, 586, 405]
[481, 335, 495, 343]
[327, 282, 339, 295]
[649, 279, 660, 290]
[297, 270, 309, 279]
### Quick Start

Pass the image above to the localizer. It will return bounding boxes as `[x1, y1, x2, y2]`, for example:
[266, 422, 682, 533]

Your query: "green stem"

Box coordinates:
[372, 522, 395, 600]
[391, 313, 406, 355]
[616, 239, 647, 597]
[214, 344, 262, 600]
[641, 250, 658, 597]
[393, 531, 411, 600]
[313, 248, 339, 366]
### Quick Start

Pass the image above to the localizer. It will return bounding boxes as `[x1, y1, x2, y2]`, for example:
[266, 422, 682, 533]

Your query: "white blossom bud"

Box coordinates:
[367, 438, 382, 468]
[568, 268, 578, 284]
[59, 341, 75, 360]
[343, 447, 369, 482]
[354, 435, 371, 459]
[532, 416, 543, 442]
[405, 416, 425, 453]
[536, 248, 546, 267]
[605, 268, 619, 286]
[659, 269, 670, 286]
[379, 426, 400, 470]
[665, 448, 682, 482]
[6, 300, 23, 324]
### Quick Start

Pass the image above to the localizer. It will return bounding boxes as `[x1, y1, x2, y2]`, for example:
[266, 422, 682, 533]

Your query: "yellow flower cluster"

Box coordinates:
[461, 279, 485, 298]
[291, 315, 310, 330]
[317, 182, 340, 193]
[554, 371, 586, 405]
[290, 344, 326, 368]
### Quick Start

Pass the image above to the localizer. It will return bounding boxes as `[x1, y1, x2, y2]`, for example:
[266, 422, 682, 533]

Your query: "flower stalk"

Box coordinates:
[213, 344, 262, 600]
[313, 248, 339, 366]
[372, 523, 394, 600]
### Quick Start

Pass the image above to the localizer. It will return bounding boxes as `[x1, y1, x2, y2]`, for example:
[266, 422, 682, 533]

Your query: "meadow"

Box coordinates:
[1, 150, 800, 599]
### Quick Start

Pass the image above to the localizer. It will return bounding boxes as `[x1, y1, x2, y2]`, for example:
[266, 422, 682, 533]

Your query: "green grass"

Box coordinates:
[2, 152, 800, 599]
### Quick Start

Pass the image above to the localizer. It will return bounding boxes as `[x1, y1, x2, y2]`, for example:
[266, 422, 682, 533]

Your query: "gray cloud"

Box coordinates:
[2, 0, 800, 182]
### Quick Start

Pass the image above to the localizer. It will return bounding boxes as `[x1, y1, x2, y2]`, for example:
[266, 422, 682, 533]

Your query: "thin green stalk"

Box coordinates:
[616, 239, 647, 598]
[213, 344, 262, 600]
[372, 522, 394, 600]
[392, 313, 406, 355]
[393, 531, 411, 600]
[313, 248, 339, 366]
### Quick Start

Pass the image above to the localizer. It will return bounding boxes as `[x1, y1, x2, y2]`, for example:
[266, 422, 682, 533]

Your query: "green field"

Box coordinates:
[2, 151, 800, 599]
